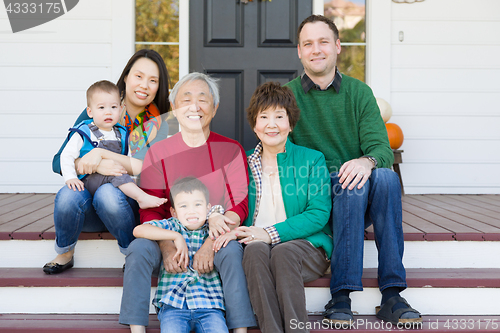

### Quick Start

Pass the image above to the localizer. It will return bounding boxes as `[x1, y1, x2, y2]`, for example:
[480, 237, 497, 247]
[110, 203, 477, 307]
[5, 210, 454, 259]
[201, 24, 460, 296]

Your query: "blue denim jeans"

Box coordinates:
[329, 168, 407, 294]
[158, 304, 228, 333]
[53, 183, 139, 255]
[119, 239, 255, 329]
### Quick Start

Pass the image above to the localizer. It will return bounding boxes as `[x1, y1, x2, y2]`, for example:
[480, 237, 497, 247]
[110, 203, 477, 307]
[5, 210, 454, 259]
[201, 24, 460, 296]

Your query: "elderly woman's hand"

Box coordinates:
[213, 230, 237, 252]
[76, 148, 105, 175]
[235, 226, 272, 244]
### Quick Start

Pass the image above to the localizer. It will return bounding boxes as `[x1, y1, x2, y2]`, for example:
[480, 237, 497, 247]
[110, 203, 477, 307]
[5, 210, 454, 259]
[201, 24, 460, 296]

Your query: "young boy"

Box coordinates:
[60, 80, 167, 209]
[133, 177, 228, 333]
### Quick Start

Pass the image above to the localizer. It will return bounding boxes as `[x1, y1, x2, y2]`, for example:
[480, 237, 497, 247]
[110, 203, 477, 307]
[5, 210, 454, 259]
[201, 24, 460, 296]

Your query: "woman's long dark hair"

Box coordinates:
[116, 49, 171, 115]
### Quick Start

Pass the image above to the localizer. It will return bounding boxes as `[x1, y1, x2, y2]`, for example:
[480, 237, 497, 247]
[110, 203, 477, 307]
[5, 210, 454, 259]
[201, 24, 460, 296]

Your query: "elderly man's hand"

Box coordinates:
[159, 240, 187, 273]
[193, 238, 215, 274]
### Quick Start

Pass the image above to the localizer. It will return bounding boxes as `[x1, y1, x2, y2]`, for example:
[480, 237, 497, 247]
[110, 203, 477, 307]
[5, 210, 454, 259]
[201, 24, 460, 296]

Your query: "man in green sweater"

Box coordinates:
[285, 15, 421, 327]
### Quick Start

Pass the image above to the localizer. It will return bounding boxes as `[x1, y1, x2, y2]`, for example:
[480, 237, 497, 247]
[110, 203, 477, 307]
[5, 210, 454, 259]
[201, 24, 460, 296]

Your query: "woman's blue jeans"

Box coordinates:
[329, 168, 407, 294]
[53, 183, 139, 254]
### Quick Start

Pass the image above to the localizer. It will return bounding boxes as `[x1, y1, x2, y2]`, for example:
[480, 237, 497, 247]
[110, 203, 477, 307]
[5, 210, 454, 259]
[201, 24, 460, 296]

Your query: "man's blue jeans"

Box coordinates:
[329, 168, 407, 294]
[158, 304, 228, 333]
[53, 183, 138, 254]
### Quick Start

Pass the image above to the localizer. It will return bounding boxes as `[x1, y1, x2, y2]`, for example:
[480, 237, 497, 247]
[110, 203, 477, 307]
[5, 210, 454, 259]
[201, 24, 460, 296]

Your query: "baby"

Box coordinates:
[133, 177, 228, 333]
[60, 80, 167, 209]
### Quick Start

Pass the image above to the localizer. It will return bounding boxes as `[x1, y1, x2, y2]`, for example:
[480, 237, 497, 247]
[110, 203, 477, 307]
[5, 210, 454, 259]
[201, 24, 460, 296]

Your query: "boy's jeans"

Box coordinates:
[158, 304, 228, 333]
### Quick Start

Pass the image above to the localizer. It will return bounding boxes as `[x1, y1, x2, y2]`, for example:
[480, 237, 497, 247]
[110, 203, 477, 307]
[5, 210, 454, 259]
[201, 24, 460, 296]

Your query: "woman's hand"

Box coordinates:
[235, 226, 272, 244]
[76, 148, 105, 175]
[208, 213, 237, 239]
[213, 230, 237, 252]
[96, 159, 127, 177]
[172, 234, 189, 270]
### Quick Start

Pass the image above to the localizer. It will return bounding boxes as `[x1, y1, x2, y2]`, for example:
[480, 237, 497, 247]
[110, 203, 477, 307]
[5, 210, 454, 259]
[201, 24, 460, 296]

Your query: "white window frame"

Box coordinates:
[314, 0, 392, 102]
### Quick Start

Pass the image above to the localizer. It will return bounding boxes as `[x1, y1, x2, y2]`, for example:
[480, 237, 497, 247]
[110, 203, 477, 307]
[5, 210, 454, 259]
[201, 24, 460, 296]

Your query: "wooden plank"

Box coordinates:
[0, 194, 35, 209]
[40, 225, 102, 241]
[3, 206, 55, 240]
[1, 314, 500, 333]
[402, 208, 453, 233]
[460, 195, 500, 209]
[439, 195, 500, 220]
[410, 195, 500, 234]
[3, 267, 500, 289]
[0, 195, 55, 224]
[365, 221, 425, 241]
[424, 195, 500, 228]
[0, 194, 14, 201]
[402, 199, 481, 239]
[0, 194, 52, 219]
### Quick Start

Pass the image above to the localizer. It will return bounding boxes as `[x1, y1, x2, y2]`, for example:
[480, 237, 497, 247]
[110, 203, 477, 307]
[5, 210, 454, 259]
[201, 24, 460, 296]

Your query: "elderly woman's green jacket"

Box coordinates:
[243, 138, 333, 259]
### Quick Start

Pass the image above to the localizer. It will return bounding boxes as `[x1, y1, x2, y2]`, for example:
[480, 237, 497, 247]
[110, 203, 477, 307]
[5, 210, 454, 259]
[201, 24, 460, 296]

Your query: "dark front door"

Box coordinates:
[190, 0, 312, 150]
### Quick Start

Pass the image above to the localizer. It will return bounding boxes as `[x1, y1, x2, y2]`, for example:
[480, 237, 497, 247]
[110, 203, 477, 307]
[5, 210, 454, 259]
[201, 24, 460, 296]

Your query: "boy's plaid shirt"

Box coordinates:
[145, 218, 224, 311]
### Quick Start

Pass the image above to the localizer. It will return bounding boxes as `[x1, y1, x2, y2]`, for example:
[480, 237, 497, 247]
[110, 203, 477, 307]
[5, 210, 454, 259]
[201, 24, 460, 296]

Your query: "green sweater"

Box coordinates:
[285, 75, 393, 173]
[244, 139, 333, 258]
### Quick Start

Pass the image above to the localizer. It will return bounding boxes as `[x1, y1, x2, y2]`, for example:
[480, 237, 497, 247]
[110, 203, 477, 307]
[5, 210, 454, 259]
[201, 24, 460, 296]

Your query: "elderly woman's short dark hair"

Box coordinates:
[246, 81, 300, 130]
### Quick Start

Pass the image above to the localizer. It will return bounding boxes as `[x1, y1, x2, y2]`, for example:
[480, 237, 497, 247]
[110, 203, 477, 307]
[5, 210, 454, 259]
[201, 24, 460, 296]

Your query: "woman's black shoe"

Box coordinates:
[43, 257, 74, 274]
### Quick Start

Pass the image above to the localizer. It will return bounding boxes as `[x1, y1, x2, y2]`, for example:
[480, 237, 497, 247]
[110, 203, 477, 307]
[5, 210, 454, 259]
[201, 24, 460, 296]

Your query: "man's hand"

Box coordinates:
[65, 178, 84, 191]
[193, 237, 214, 274]
[338, 157, 374, 190]
[208, 213, 237, 239]
[159, 240, 187, 273]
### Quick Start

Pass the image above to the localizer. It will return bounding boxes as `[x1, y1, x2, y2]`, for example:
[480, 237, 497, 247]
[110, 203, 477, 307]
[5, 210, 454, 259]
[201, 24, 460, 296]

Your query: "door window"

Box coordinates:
[324, 0, 366, 82]
[135, 0, 180, 85]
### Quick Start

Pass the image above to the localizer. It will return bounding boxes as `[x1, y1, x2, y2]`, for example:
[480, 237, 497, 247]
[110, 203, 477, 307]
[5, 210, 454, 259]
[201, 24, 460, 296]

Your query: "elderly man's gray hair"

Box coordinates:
[169, 72, 220, 108]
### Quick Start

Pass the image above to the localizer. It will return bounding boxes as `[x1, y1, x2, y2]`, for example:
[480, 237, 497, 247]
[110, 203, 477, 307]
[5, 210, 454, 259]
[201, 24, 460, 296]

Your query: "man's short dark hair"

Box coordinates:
[86, 80, 120, 106]
[169, 177, 210, 208]
[297, 15, 339, 42]
[246, 81, 300, 131]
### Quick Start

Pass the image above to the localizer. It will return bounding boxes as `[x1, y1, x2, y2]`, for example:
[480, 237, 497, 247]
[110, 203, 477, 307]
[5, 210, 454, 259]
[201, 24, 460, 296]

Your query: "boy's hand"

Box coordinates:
[172, 235, 189, 270]
[65, 178, 85, 192]
[208, 213, 237, 239]
[213, 230, 237, 252]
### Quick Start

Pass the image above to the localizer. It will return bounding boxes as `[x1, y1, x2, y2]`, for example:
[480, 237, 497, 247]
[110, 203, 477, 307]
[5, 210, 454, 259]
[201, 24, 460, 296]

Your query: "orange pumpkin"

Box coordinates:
[385, 123, 404, 149]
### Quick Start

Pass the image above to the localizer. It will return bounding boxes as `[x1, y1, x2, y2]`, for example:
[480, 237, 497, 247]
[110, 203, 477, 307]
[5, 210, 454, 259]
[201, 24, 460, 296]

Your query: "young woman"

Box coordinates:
[43, 49, 171, 274]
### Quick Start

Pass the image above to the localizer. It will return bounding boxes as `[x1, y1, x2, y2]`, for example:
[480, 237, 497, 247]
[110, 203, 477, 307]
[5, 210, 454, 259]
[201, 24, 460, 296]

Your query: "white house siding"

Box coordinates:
[0, 0, 135, 193]
[390, 0, 500, 194]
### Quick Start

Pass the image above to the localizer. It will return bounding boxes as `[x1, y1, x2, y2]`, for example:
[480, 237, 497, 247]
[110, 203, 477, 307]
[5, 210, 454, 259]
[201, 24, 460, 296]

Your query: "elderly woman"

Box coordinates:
[216, 82, 333, 333]
[44, 49, 171, 274]
[120, 72, 256, 333]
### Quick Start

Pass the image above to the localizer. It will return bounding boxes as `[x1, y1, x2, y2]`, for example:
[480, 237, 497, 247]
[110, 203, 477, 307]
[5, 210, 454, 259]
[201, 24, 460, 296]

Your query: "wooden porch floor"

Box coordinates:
[0, 194, 499, 242]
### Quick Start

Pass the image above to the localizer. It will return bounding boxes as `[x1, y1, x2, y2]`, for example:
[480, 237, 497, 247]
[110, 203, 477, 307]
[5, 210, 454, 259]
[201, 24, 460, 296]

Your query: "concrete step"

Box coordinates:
[2, 268, 500, 315]
[1, 314, 500, 332]
[2, 239, 500, 269]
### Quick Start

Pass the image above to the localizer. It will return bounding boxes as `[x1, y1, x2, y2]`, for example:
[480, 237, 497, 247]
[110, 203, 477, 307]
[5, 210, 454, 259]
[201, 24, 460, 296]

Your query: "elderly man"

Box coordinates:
[285, 15, 422, 327]
[120, 73, 256, 333]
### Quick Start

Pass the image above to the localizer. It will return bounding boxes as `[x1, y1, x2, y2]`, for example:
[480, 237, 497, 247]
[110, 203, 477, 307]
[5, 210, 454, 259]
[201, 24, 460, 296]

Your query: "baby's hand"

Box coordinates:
[66, 178, 85, 192]
[213, 230, 237, 252]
